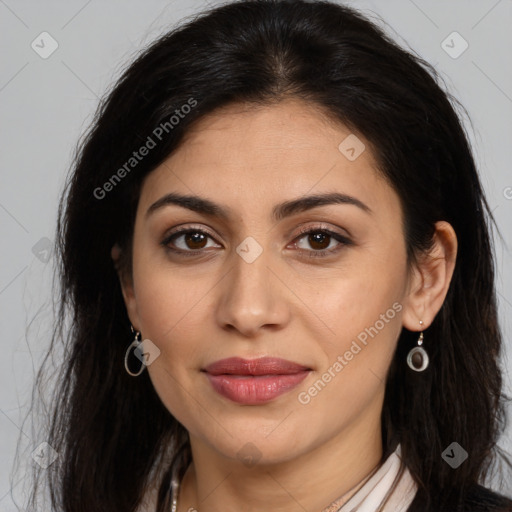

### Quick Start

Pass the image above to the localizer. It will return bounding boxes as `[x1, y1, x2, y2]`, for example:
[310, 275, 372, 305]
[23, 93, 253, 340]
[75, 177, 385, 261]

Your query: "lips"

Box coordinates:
[202, 357, 311, 405]
[204, 357, 310, 376]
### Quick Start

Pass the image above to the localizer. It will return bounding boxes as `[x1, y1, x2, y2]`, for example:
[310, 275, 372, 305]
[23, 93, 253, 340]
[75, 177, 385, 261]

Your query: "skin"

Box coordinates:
[114, 98, 457, 512]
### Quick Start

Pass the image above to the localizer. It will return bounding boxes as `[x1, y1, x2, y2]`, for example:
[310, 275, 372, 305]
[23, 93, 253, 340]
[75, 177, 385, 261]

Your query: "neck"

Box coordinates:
[176, 402, 384, 512]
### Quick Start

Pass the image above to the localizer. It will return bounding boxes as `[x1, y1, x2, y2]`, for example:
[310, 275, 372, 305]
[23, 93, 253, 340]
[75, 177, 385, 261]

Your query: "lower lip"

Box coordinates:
[204, 371, 310, 405]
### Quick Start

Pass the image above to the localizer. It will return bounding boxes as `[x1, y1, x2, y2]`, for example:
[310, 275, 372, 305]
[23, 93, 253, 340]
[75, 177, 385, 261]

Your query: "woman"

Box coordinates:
[24, 0, 512, 511]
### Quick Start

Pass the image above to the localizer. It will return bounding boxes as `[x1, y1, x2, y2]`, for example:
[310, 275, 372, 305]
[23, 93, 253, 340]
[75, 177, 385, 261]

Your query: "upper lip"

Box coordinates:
[203, 357, 311, 376]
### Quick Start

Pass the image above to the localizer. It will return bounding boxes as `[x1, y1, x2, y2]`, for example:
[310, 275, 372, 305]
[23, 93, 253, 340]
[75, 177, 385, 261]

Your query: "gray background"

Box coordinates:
[0, 0, 511, 509]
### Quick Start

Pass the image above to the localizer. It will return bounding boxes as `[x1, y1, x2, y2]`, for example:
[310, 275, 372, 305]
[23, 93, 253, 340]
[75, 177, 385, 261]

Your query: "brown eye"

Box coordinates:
[306, 232, 331, 250]
[292, 227, 352, 258]
[183, 232, 208, 250]
[161, 228, 221, 255]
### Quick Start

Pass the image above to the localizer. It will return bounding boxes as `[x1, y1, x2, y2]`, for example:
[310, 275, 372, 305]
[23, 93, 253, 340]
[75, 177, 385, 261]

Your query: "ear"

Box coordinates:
[401, 221, 458, 331]
[111, 243, 141, 331]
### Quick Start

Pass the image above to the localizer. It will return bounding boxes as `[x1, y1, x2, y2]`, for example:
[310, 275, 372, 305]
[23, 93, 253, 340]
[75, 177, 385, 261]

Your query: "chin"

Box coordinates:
[193, 420, 313, 467]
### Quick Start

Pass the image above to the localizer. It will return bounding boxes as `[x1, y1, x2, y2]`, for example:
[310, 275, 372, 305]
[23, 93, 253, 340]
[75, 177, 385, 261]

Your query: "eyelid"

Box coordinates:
[294, 222, 350, 239]
[160, 224, 222, 257]
[290, 223, 353, 255]
[162, 223, 219, 242]
[161, 222, 352, 256]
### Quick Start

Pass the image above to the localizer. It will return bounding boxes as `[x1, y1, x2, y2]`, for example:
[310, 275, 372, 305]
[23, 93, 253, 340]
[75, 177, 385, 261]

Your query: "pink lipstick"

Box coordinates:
[202, 357, 311, 405]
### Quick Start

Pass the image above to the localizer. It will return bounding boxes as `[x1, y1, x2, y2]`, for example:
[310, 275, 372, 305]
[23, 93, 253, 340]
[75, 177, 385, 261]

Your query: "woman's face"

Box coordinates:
[122, 99, 414, 465]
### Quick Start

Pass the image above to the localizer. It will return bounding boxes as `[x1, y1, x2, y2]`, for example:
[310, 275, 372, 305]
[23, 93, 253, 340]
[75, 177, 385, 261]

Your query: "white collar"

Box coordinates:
[325, 444, 417, 512]
[151, 444, 418, 512]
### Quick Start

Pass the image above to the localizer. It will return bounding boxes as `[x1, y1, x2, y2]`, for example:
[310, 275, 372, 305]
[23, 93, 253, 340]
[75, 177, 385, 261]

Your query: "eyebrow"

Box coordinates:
[146, 191, 372, 221]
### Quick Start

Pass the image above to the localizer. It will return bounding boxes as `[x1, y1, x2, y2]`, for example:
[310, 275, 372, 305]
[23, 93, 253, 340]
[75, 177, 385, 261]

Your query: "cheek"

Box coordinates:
[131, 241, 197, 333]
[317, 293, 402, 393]
[299, 295, 402, 429]
[307, 249, 406, 387]
[314, 263, 405, 341]
[130, 262, 209, 420]
[134, 280, 203, 359]
[131, 253, 216, 373]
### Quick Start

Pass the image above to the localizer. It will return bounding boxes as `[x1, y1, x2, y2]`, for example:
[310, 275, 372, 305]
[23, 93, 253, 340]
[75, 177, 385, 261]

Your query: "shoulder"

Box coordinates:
[460, 484, 512, 512]
[412, 484, 512, 511]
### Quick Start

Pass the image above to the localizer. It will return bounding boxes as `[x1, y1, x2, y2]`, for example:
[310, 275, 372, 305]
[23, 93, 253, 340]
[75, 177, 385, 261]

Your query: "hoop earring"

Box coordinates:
[407, 321, 429, 372]
[124, 327, 146, 377]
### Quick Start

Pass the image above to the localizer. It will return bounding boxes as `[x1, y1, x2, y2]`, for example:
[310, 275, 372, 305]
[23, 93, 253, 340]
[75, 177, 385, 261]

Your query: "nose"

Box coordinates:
[215, 244, 291, 337]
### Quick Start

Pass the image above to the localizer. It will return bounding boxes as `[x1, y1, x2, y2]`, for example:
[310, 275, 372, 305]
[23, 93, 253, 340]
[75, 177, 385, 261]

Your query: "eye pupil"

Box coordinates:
[308, 233, 330, 250]
[185, 232, 207, 249]
[165, 228, 343, 256]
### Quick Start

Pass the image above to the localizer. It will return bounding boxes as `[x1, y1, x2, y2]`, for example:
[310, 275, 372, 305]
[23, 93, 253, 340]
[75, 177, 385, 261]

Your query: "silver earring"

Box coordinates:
[407, 320, 429, 372]
[124, 326, 146, 377]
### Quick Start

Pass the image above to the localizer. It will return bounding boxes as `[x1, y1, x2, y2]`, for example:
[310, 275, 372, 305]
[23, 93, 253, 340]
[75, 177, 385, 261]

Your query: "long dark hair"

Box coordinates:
[18, 0, 511, 510]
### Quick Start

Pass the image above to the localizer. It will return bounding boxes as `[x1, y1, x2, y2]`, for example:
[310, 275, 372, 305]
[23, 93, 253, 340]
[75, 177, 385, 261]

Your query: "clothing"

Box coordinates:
[456, 485, 512, 512]
[322, 444, 417, 512]
[164, 443, 417, 512]
[138, 442, 512, 511]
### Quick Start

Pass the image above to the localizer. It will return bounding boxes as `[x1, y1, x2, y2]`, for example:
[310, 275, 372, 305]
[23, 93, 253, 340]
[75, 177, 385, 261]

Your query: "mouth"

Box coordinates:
[202, 357, 312, 405]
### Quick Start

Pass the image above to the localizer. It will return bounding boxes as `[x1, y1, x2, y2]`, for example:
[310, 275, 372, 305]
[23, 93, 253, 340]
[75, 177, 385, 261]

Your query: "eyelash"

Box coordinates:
[160, 224, 352, 259]
[295, 226, 352, 258]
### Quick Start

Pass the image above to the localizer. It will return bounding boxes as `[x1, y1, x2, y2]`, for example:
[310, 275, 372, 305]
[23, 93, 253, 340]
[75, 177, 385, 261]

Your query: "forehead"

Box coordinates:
[178, 99, 371, 164]
[138, 98, 398, 223]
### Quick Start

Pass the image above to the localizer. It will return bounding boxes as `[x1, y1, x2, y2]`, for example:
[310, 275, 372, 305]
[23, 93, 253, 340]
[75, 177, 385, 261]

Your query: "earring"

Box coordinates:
[407, 320, 429, 372]
[124, 326, 146, 377]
